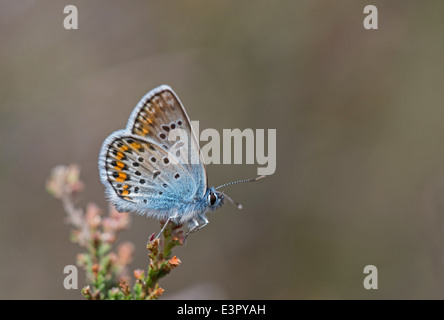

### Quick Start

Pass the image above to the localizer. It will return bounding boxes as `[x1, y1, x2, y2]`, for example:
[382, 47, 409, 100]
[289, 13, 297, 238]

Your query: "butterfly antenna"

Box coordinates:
[215, 175, 266, 190]
[216, 175, 266, 210]
[222, 192, 243, 210]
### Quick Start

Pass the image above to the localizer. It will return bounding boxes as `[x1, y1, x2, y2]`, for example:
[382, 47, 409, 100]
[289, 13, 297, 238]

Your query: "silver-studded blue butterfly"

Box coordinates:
[98, 85, 263, 238]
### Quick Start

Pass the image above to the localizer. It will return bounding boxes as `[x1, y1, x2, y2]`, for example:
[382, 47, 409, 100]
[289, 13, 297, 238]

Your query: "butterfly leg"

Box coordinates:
[149, 212, 179, 243]
[195, 215, 209, 232]
[184, 215, 209, 242]
[184, 218, 199, 241]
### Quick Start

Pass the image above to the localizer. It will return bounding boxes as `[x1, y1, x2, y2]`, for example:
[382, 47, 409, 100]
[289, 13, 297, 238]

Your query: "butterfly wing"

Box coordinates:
[125, 85, 207, 198]
[99, 131, 200, 221]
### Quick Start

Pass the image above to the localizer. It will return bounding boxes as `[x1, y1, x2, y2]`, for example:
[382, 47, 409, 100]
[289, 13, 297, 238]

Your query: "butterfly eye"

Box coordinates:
[209, 192, 217, 206]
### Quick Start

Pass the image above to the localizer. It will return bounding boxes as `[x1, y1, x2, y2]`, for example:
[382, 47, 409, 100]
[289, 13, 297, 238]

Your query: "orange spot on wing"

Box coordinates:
[120, 145, 129, 152]
[116, 151, 125, 160]
[114, 161, 125, 170]
[122, 189, 129, 196]
[115, 172, 127, 182]
[130, 141, 142, 149]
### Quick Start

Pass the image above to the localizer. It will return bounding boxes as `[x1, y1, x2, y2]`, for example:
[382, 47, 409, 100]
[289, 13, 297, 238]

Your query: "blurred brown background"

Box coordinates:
[1, 0, 444, 299]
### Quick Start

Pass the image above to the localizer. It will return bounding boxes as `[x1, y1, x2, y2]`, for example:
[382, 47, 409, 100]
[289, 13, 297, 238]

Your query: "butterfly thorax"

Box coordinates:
[175, 187, 223, 222]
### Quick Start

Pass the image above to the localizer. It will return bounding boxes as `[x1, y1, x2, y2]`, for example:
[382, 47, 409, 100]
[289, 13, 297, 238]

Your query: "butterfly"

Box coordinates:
[98, 85, 264, 238]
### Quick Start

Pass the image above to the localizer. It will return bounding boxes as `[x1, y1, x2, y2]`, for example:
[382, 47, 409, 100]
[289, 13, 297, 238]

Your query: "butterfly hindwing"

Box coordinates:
[99, 131, 199, 219]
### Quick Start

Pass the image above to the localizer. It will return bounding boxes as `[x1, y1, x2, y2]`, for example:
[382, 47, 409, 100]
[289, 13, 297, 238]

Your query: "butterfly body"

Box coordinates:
[99, 85, 224, 230]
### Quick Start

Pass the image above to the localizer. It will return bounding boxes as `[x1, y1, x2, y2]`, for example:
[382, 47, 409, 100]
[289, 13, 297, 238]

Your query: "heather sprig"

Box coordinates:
[46, 164, 183, 300]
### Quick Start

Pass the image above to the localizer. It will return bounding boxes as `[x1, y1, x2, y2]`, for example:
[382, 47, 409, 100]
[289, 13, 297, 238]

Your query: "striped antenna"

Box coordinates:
[215, 175, 265, 190]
